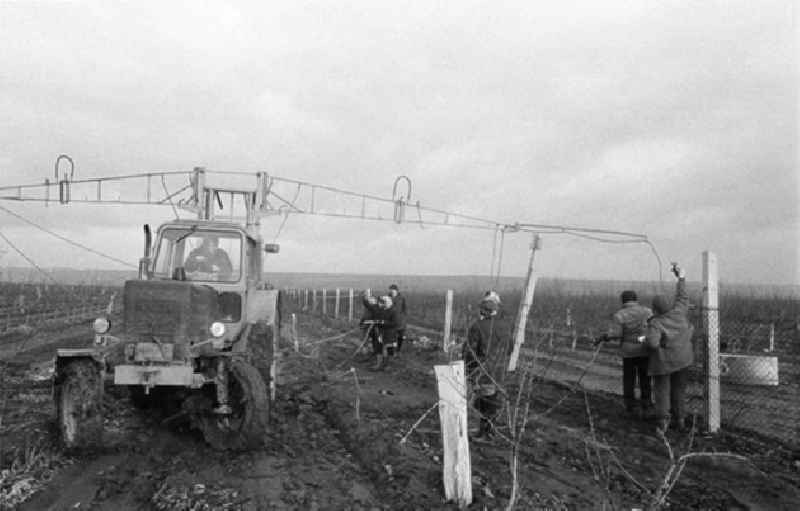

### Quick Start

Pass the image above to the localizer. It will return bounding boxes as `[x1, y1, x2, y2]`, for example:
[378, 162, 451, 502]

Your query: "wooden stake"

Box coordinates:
[292, 313, 299, 352]
[270, 320, 278, 401]
[322, 288, 327, 315]
[434, 360, 472, 507]
[443, 290, 454, 352]
[768, 323, 775, 352]
[335, 288, 341, 319]
[311, 289, 317, 312]
[508, 234, 540, 372]
[703, 251, 720, 434]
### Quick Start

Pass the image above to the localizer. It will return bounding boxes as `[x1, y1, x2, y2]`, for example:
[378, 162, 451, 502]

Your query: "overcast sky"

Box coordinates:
[0, 1, 797, 285]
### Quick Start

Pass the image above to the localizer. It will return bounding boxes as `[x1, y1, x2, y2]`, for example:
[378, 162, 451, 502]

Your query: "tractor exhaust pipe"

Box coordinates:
[138, 224, 152, 280]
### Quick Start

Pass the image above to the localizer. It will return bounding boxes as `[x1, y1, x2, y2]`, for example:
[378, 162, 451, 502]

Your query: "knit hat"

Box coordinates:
[389, 284, 399, 291]
[620, 290, 637, 304]
[483, 290, 502, 305]
[652, 295, 671, 315]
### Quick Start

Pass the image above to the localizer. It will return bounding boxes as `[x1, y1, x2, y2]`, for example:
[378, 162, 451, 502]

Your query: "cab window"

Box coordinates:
[153, 228, 242, 283]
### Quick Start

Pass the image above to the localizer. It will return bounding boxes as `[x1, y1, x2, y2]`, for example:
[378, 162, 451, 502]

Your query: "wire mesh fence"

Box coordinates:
[715, 317, 798, 445]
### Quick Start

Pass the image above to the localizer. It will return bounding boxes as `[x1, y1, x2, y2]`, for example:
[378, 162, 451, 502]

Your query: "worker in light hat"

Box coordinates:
[370, 295, 399, 371]
[463, 293, 511, 441]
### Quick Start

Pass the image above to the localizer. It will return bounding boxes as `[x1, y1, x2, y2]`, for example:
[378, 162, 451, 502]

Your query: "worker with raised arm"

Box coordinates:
[359, 291, 381, 362]
[645, 263, 695, 433]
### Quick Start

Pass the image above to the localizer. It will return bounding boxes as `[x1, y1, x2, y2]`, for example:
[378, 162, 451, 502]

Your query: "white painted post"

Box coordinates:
[703, 251, 721, 434]
[508, 234, 541, 372]
[322, 288, 328, 316]
[434, 360, 472, 507]
[348, 288, 354, 322]
[335, 288, 341, 319]
[292, 313, 299, 352]
[443, 290, 454, 352]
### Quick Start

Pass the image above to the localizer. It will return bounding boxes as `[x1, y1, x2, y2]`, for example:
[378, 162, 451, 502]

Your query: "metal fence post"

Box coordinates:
[703, 251, 721, 434]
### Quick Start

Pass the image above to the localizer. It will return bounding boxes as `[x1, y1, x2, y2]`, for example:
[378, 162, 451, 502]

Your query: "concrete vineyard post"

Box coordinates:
[443, 290, 454, 352]
[322, 289, 327, 316]
[703, 251, 721, 434]
[508, 234, 541, 372]
[434, 360, 472, 507]
[334, 288, 340, 319]
[348, 288, 354, 322]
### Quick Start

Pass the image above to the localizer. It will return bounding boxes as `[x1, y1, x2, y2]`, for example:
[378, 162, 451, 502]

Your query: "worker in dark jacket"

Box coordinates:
[359, 293, 381, 359]
[645, 263, 694, 433]
[611, 290, 654, 418]
[388, 284, 407, 351]
[184, 235, 233, 279]
[463, 296, 511, 440]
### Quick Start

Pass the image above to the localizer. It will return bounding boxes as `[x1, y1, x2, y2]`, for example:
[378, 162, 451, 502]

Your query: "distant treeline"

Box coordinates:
[1, 268, 797, 298]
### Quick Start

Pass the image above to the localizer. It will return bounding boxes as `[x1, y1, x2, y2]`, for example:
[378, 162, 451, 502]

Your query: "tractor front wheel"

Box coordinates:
[54, 359, 104, 450]
[200, 359, 269, 450]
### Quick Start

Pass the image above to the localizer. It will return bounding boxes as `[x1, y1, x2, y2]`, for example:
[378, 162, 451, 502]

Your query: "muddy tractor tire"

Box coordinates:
[200, 359, 269, 450]
[54, 359, 104, 450]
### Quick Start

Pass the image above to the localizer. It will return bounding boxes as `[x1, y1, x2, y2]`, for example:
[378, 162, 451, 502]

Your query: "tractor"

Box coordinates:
[52, 172, 281, 450]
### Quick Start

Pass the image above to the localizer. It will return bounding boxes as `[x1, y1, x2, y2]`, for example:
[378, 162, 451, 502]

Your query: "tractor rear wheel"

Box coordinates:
[200, 359, 269, 450]
[54, 359, 103, 450]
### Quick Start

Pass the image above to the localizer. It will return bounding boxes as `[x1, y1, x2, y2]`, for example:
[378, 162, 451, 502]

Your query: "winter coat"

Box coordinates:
[377, 306, 402, 344]
[463, 315, 512, 393]
[391, 292, 407, 329]
[645, 278, 695, 376]
[184, 247, 233, 275]
[612, 302, 653, 358]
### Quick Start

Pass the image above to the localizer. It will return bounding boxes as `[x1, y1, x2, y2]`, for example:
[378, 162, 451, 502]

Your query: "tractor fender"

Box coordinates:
[54, 349, 106, 381]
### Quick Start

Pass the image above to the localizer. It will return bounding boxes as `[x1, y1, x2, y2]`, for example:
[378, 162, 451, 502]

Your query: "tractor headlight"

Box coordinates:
[93, 317, 111, 334]
[210, 322, 226, 338]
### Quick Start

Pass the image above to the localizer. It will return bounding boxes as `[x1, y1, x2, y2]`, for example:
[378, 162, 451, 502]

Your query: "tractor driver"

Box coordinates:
[184, 234, 233, 279]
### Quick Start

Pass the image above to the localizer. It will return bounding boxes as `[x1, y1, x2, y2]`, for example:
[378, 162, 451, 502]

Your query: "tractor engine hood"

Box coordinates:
[123, 279, 218, 345]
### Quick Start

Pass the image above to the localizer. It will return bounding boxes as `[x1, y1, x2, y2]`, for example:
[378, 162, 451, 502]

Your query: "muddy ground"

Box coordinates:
[1, 312, 799, 510]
